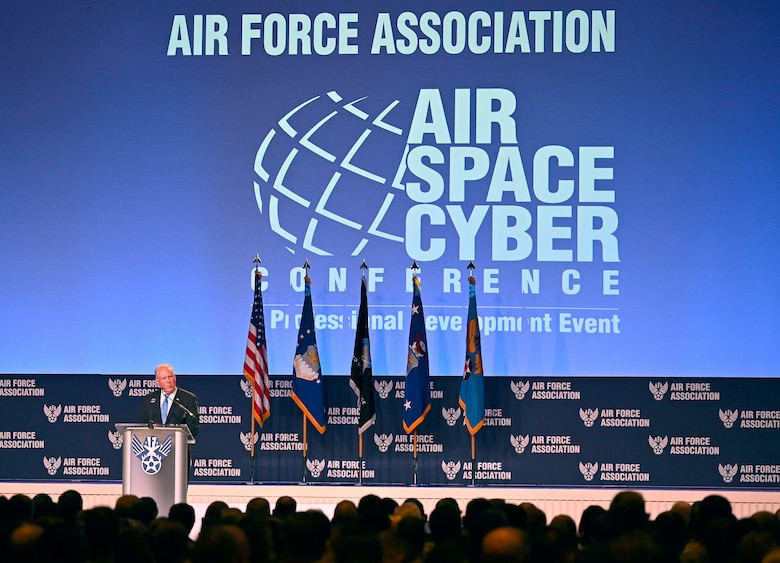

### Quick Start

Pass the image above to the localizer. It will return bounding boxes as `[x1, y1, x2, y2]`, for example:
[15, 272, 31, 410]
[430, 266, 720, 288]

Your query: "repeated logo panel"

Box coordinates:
[1, 375, 779, 488]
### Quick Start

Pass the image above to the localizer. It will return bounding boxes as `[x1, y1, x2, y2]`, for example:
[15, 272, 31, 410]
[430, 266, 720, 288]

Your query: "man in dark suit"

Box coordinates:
[138, 363, 200, 440]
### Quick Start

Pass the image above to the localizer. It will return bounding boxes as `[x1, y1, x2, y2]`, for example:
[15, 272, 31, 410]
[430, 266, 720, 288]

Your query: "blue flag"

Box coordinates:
[291, 276, 326, 434]
[403, 276, 431, 434]
[459, 276, 484, 435]
[350, 277, 376, 435]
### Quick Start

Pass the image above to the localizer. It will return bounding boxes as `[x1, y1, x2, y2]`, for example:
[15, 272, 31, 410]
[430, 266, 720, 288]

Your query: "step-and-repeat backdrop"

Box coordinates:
[1, 375, 778, 489]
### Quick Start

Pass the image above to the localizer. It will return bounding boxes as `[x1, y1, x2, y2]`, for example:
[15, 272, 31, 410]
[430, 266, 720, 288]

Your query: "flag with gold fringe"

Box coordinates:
[291, 275, 326, 434]
[403, 275, 431, 434]
[459, 275, 484, 435]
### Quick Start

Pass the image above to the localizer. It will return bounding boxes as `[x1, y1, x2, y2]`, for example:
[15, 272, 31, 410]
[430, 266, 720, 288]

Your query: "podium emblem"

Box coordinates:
[132, 435, 173, 475]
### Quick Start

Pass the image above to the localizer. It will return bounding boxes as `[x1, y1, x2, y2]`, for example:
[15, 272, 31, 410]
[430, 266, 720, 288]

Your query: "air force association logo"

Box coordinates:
[579, 408, 599, 427]
[510, 434, 530, 454]
[374, 433, 393, 453]
[108, 378, 127, 397]
[108, 430, 123, 449]
[132, 435, 173, 475]
[307, 458, 325, 478]
[240, 432, 259, 451]
[719, 463, 738, 483]
[441, 460, 461, 480]
[374, 380, 393, 399]
[579, 461, 599, 481]
[442, 407, 462, 427]
[510, 380, 530, 400]
[240, 378, 253, 399]
[43, 404, 62, 423]
[719, 409, 739, 428]
[43, 456, 61, 476]
[649, 381, 668, 401]
[648, 435, 668, 455]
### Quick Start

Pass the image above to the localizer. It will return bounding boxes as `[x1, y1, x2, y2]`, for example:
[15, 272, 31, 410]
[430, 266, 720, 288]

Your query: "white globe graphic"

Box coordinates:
[253, 91, 411, 256]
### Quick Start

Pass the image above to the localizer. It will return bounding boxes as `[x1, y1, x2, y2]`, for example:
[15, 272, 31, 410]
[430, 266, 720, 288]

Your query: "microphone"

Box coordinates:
[147, 420, 154, 429]
[172, 396, 197, 419]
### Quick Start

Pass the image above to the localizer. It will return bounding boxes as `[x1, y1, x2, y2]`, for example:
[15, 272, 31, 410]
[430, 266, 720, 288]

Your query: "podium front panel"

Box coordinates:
[120, 426, 189, 515]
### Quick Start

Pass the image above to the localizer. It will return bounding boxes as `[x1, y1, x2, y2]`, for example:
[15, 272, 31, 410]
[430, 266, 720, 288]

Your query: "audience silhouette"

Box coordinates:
[1, 488, 779, 563]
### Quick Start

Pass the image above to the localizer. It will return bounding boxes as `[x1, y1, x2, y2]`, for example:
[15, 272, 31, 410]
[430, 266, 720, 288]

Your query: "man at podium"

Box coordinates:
[138, 363, 200, 439]
[126, 363, 199, 510]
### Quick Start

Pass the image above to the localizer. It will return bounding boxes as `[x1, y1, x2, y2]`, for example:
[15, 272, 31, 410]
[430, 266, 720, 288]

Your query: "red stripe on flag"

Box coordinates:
[244, 325, 270, 426]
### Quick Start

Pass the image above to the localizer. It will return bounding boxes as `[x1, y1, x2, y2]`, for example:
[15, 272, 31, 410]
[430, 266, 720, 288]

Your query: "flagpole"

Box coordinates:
[468, 261, 476, 486]
[249, 261, 260, 484]
[249, 408, 256, 483]
[358, 433, 363, 485]
[302, 413, 307, 483]
[471, 434, 476, 486]
[250, 267, 257, 483]
[413, 431, 418, 485]
[358, 260, 368, 486]
[249, 262, 258, 484]
[300, 259, 309, 484]
[244, 254, 270, 485]
[291, 259, 327, 484]
[412, 261, 419, 487]
[460, 260, 483, 488]
[403, 260, 431, 487]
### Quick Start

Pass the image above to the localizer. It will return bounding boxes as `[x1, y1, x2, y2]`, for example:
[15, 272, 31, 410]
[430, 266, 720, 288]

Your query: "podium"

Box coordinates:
[115, 424, 194, 515]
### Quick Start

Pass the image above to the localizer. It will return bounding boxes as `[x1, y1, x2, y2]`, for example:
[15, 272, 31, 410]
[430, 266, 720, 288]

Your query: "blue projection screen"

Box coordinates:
[1, 1, 779, 378]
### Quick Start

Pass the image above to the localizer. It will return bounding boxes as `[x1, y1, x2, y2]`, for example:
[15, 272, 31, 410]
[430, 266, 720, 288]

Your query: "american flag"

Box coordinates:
[244, 270, 271, 427]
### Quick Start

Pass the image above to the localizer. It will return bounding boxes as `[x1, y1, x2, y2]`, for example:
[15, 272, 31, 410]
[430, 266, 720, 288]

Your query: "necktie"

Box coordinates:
[161, 394, 169, 423]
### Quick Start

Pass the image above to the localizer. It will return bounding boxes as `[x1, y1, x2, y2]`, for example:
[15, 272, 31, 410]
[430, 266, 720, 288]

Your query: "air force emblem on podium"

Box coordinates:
[132, 435, 173, 475]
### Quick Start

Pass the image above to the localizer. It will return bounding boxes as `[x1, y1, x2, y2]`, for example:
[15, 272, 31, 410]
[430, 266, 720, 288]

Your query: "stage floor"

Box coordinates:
[2, 482, 780, 539]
